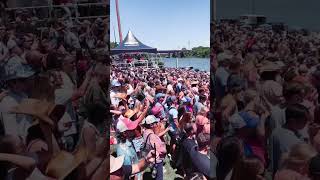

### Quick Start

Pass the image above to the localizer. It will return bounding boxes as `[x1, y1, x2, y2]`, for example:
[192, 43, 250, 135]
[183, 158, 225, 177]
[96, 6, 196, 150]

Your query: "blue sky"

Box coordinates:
[110, 0, 210, 50]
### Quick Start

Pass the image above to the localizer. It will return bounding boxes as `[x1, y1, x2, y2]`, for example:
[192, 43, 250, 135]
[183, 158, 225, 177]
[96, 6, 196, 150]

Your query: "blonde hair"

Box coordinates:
[281, 143, 317, 169]
[244, 89, 258, 104]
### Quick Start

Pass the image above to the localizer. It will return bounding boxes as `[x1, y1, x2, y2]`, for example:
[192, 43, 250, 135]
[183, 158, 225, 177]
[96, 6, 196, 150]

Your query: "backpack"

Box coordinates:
[141, 133, 154, 157]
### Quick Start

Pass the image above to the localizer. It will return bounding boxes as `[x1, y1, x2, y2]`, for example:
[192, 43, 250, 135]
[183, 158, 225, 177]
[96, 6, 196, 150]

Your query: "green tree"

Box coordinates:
[110, 42, 118, 49]
[188, 46, 210, 58]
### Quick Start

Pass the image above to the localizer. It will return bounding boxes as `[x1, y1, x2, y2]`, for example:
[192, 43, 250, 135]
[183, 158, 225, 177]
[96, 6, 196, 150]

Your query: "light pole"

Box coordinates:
[115, 0, 123, 42]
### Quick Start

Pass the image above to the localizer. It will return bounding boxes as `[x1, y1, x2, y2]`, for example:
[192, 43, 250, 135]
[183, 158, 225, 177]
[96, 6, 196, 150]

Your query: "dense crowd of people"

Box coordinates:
[0, 6, 109, 180]
[110, 65, 211, 179]
[211, 21, 320, 180]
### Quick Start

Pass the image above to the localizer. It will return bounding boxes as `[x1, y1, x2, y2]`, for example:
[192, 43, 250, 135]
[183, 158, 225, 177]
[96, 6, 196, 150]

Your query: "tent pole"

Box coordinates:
[115, 0, 123, 42]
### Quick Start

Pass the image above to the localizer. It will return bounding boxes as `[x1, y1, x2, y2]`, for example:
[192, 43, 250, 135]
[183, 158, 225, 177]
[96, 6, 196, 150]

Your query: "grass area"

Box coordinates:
[164, 156, 183, 180]
[143, 156, 183, 180]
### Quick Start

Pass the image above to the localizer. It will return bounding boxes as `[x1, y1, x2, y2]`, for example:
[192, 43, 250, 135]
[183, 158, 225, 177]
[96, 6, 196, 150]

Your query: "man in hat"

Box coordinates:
[56, 21, 80, 51]
[154, 93, 166, 119]
[176, 78, 184, 94]
[115, 99, 149, 166]
[180, 96, 193, 113]
[110, 79, 122, 108]
[142, 115, 167, 180]
[110, 150, 157, 180]
[116, 117, 140, 168]
[0, 58, 35, 139]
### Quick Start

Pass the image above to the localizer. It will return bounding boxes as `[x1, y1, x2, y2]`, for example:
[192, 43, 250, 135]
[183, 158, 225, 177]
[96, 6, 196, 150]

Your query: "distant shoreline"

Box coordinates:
[164, 57, 209, 59]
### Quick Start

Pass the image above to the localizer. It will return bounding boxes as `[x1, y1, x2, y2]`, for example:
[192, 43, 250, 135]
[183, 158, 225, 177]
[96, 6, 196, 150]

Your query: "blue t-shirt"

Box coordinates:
[215, 67, 229, 98]
[168, 106, 178, 132]
[116, 139, 139, 165]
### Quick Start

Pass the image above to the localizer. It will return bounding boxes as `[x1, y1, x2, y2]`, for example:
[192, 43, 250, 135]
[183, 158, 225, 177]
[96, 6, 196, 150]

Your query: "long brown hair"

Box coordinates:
[30, 73, 55, 102]
[179, 112, 192, 130]
[231, 156, 264, 180]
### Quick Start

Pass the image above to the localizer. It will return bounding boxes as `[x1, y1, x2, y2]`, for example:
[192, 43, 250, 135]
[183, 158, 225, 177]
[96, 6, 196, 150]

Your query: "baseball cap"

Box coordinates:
[111, 79, 121, 87]
[156, 93, 165, 99]
[142, 115, 159, 125]
[151, 105, 163, 117]
[166, 96, 177, 103]
[116, 117, 139, 133]
[181, 96, 191, 103]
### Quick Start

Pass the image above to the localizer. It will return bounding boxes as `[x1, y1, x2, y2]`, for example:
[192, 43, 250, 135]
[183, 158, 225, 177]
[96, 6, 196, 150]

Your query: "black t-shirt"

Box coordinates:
[182, 138, 212, 179]
[181, 138, 196, 175]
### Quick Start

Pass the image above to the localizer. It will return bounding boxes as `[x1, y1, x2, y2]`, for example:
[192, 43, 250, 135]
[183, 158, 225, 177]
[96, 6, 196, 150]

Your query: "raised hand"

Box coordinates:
[146, 150, 159, 164]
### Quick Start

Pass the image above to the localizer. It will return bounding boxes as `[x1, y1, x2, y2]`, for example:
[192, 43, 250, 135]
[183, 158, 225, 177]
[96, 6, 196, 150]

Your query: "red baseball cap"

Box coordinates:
[116, 117, 139, 133]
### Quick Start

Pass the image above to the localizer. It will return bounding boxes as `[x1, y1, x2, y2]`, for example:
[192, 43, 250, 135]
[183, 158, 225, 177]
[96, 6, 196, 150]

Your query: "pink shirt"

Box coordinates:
[143, 129, 166, 163]
[274, 169, 310, 180]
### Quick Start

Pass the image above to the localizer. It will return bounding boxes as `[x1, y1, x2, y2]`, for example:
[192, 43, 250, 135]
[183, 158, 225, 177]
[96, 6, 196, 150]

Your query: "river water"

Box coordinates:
[162, 57, 210, 72]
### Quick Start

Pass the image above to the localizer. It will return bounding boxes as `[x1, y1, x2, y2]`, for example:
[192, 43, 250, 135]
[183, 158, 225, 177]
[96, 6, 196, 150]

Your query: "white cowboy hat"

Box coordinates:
[110, 155, 124, 173]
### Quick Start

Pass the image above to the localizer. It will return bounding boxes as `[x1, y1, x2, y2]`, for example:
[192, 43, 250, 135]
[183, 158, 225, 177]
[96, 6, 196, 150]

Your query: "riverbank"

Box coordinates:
[162, 57, 210, 72]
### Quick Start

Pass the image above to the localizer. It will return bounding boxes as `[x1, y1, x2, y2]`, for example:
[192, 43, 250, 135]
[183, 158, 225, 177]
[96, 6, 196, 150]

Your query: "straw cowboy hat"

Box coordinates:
[114, 93, 127, 100]
[10, 99, 65, 126]
[191, 81, 199, 85]
[124, 108, 139, 119]
[258, 61, 281, 73]
[110, 155, 124, 173]
[46, 147, 88, 180]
